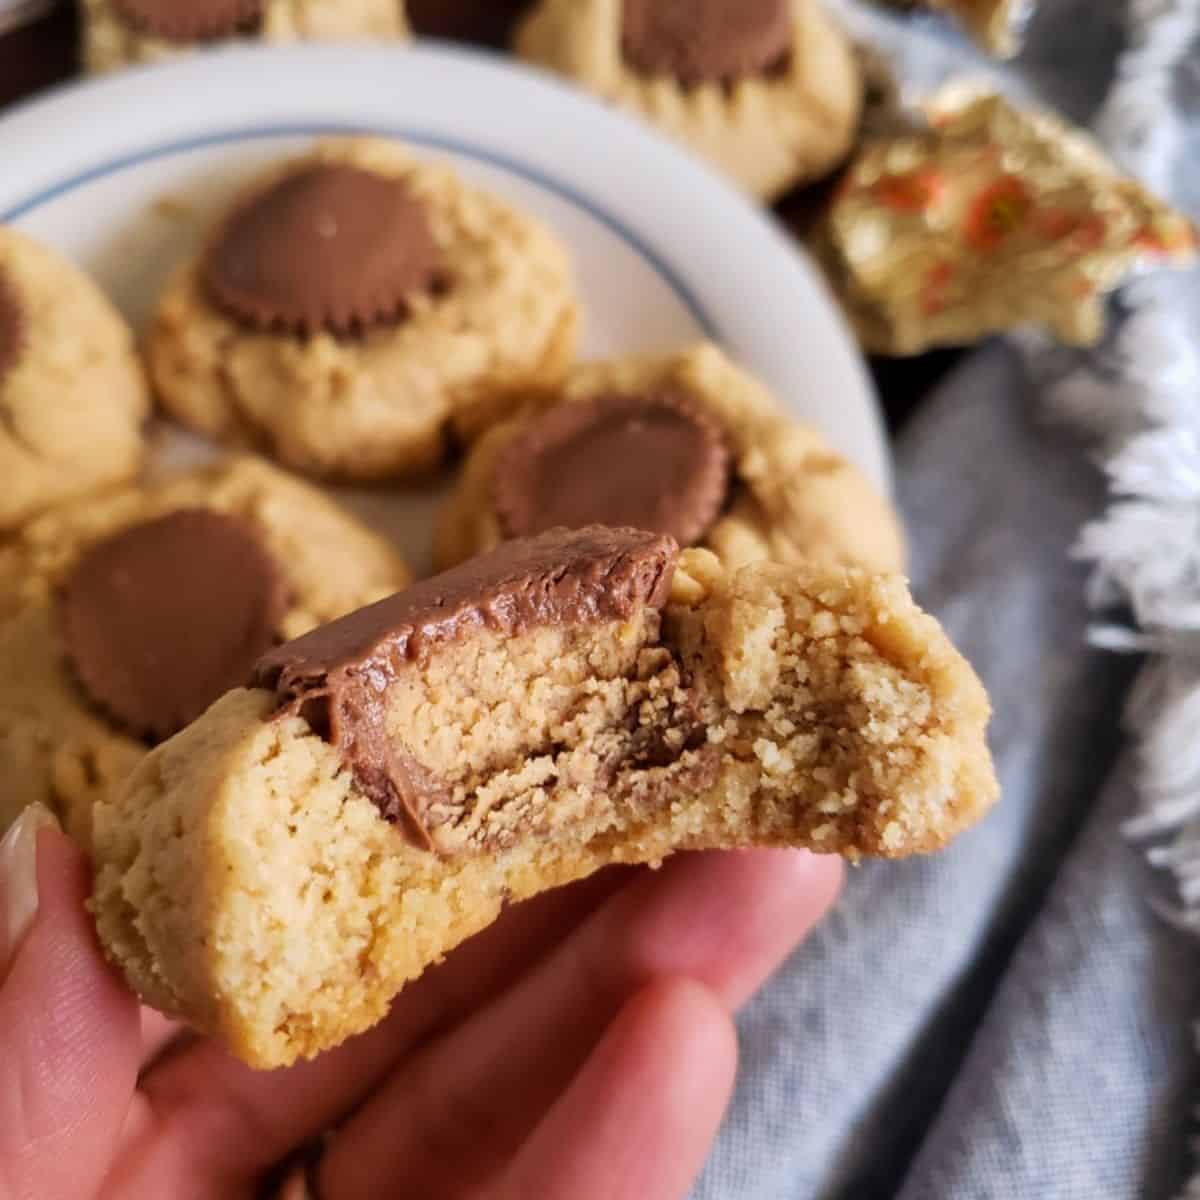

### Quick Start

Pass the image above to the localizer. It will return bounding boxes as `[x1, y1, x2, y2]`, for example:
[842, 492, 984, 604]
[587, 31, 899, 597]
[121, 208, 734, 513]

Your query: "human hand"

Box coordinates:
[0, 803, 841, 1200]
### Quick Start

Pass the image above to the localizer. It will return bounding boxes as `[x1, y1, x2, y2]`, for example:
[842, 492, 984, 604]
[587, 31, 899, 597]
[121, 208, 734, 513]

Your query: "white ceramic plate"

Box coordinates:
[0, 42, 888, 572]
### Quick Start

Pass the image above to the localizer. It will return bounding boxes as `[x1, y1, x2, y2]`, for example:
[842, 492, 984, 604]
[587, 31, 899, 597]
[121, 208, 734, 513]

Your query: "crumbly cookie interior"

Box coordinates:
[376, 612, 705, 855]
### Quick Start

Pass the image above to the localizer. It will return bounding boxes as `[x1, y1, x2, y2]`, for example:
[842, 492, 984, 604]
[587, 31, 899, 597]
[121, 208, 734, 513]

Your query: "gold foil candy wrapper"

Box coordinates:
[879, 0, 1033, 57]
[813, 86, 1198, 356]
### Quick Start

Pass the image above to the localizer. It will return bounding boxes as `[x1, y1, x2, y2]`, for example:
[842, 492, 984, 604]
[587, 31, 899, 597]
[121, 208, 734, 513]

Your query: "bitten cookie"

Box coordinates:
[0, 457, 411, 847]
[82, 0, 409, 73]
[514, 0, 862, 200]
[0, 226, 149, 532]
[93, 526, 996, 1068]
[145, 137, 579, 479]
[436, 343, 904, 575]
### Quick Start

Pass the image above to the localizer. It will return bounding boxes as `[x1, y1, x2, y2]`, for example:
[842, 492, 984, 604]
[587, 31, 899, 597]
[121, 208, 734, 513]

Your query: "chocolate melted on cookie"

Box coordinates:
[204, 164, 445, 337]
[255, 527, 678, 848]
[112, 0, 262, 42]
[61, 509, 288, 742]
[0, 269, 24, 387]
[621, 0, 793, 86]
[406, 0, 533, 45]
[491, 388, 731, 547]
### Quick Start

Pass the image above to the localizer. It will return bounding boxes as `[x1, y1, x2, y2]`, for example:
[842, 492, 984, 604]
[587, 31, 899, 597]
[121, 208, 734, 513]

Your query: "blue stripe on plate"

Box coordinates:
[1, 122, 717, 336]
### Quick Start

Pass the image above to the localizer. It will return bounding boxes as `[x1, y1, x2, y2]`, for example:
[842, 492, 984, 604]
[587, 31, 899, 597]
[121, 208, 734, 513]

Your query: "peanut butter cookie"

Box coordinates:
[93, 525, 996, 1068]
[145, 138, 579, 480]
[435, 343, 904, 575]
[81, 0, 409, 73]
[0, 457, 411, 847]
[514, 0, 862, 200]
[0, 226, 149, 532]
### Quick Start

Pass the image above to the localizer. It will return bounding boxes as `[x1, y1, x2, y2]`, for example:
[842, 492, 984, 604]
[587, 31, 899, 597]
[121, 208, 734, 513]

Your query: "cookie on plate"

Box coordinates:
[93, 525, 996, 1067]
[146, 137, 579, 480]
[81, 0, 409, 73]
[435, 343, 904, 575]
[0, 226, 150, 532]
[514, 0, 862, 200]
[0, 457, 411, 848]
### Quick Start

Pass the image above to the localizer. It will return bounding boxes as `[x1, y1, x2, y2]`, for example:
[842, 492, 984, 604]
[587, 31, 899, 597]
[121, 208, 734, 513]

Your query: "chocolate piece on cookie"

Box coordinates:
[111, 0, 261, 41]
[62, 510, 289, 741]
[204, 164, 446, 337]
[490, 388, 730, 546]
[621, 0, 792, 85]
[437, 343, 905, 576]
[82, 0, 408, 73]
[406, 0, 533, 45]
[92, 529, 997, 1068]
[0, 458, 412, 847]
[515, 0, 862, 199]
[0, 225, 149, 532]
[147, 138, 579, 480]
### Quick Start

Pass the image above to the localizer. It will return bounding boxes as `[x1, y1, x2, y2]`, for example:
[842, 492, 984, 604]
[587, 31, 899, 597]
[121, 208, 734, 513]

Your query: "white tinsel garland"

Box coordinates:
[1027, 1, 1200, 1193]
[1059, 2, 1200, 922]
[836, 0, 1200, 1185]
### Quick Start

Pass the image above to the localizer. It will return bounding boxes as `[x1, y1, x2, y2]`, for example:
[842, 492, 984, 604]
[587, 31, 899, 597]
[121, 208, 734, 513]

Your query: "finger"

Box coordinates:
[113, 868, 630, 1194]
[140, 1010, 186, 1070]
[0, 814, 141, 1199]
[498, 978, 737, 1200]
[322, 848, 841, 1198]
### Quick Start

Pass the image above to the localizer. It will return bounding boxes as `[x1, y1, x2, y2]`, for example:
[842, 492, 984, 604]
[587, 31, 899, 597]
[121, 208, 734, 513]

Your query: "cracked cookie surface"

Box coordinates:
[145, 138, 579, 480]
[0, 457, 411, 847]
[436, 343, 905, 575]
[92, 527, 995, 1068]
[0, 226, 149, 532]
[514, 0, 862, 199]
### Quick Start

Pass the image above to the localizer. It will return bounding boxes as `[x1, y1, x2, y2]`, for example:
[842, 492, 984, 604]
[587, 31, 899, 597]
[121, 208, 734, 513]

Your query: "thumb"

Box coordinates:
[0, 805, 140, 1200]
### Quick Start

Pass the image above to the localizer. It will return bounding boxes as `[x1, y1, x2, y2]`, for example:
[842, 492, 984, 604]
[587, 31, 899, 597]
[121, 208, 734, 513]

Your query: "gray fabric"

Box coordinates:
[694, 347, 1167, 1198]
[896, 756, 1200, 1200]
[692, 4, 1200, 1194]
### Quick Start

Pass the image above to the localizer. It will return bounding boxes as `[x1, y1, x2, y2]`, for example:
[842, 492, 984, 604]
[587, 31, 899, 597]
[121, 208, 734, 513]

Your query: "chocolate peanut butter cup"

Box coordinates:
[621, 0, 793, 85]
[112, 0, 261, 42]
[255, 526, 678, 845]
[203, 164, 445, 337]
[61, 509, 288, 741]
[491, 389, 731, 547]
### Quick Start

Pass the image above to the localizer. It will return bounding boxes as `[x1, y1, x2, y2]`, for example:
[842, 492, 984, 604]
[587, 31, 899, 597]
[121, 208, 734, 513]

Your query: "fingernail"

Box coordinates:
[0, 803, 61, 978]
